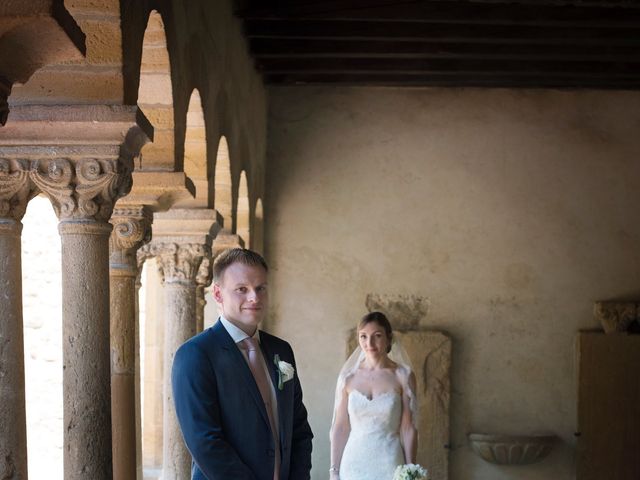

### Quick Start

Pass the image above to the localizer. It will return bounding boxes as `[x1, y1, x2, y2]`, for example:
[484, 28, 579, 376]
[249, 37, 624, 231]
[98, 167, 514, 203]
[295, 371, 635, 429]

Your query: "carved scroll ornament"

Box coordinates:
[29, 156, 133, 222]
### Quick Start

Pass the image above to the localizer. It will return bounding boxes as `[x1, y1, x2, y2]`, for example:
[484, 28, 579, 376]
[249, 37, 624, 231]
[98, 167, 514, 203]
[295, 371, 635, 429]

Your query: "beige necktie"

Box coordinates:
[242, 337, 280, 480]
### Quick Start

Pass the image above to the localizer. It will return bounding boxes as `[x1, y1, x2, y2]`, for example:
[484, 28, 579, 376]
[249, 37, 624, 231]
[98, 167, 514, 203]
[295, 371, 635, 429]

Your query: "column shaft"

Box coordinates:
[109, 206, 152, 480]
[110, 270, 137, 480]
[0, 220, 28, 479]
[59, 220, 113, 480]
[162, 282, 197, 479]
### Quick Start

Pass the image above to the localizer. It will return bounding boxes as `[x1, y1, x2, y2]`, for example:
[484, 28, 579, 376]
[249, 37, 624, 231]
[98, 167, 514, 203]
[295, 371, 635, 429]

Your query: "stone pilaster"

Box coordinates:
[0, 158, 37, 480]
[109, 206, 152, 480]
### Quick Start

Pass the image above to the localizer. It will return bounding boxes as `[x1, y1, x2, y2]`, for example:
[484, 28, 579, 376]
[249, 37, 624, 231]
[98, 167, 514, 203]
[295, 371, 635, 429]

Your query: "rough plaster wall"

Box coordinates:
[264, 87, 640, 480]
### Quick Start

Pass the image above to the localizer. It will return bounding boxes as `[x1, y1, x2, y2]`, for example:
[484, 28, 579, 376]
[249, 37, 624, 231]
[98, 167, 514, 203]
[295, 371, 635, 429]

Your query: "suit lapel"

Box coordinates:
[212, 321, 271, 429]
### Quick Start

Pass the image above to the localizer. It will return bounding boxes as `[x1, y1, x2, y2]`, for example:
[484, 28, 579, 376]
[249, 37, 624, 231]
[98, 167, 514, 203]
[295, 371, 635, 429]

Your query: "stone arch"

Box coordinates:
[214, 135, 232, 228]
[137, 10, 174, 171]
[236, 170, 250, 246]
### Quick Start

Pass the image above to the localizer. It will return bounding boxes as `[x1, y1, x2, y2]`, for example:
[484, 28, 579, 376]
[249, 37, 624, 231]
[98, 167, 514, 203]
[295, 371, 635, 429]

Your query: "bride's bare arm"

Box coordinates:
[329, 387, 351, 479]
[399, 370, 418, 463]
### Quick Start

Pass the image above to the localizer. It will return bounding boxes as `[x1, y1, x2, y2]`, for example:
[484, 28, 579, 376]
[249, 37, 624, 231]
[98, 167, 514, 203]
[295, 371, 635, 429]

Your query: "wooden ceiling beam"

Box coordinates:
[239, 1, 640, 24]
[243, 19, 640, 43]
[262, 71, 640, 88]
[250, 38, 640, 61]
[256, 57, 640, 75]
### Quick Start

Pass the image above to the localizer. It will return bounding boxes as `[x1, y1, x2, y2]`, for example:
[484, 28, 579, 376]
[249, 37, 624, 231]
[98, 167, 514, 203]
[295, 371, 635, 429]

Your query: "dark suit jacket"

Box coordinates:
[172, 320, 314, 480]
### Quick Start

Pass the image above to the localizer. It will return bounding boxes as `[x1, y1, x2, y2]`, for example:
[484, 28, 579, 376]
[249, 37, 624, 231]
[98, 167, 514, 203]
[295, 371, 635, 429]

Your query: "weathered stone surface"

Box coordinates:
[0, 158, 38, 221]
[109, 205, 152, 271]
[468, 433, 556, 465]
[365, 293, 431, 329]
[0, 219, 28, 480]
[594, 301, 638, 334]
[10, 66, 122, 104]
[212, 229, 244, 257]
[59, 219, 114, 480]
[80, 18, 122, 65]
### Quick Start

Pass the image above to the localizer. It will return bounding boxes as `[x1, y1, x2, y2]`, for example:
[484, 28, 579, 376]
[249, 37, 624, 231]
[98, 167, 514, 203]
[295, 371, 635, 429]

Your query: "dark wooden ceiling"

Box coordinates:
[235, 0, 640, 88]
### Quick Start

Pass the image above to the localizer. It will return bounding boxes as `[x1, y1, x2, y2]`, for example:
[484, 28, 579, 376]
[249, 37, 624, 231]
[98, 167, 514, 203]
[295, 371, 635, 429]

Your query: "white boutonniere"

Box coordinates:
[273, 354, 295, 390]
[392, 464, 428, 480]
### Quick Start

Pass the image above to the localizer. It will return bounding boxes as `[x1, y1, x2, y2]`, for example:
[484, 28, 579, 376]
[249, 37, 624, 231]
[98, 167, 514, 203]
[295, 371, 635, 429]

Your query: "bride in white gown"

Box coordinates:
[330, 312, 418, 480]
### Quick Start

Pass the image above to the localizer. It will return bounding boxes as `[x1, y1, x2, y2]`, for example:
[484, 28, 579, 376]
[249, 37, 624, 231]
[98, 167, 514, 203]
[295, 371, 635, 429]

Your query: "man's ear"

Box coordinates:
[213, 283, 222, 303]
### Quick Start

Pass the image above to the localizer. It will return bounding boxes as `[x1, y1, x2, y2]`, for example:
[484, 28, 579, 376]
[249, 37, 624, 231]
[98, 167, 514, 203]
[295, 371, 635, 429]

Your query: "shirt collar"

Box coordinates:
[219, 316, 260, 344]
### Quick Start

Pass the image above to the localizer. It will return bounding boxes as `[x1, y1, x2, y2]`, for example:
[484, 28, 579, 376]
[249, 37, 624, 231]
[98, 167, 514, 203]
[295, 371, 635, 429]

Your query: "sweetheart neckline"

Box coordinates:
[350, 389, 400, 402]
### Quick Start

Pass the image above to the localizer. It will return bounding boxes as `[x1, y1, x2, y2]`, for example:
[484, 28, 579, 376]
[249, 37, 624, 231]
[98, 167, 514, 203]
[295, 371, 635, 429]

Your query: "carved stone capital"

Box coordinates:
[145, 242, 211, 286]
[0, 158, 38, 221]
[594, 301, 639, 334]
[196, 255, 213, 288]
[109, 205, 153, 272]
[29, 156, 133, 222]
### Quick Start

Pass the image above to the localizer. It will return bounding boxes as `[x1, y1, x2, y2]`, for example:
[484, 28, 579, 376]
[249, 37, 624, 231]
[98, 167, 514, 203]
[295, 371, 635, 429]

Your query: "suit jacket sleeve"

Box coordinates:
[172, 341, 257, 480]
[287, 348, 314, 480]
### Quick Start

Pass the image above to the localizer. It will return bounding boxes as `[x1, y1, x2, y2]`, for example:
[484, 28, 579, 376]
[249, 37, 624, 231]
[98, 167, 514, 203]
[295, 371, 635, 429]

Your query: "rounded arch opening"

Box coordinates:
[137, 10, 174, 171]
[182, 88, 208, 207]
[214, 136, 232, 228]
[236, 171, 250, 246]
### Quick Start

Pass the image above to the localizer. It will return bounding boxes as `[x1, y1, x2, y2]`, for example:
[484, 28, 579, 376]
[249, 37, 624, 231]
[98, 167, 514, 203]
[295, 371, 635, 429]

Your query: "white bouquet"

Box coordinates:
[392, 463, 428, 480]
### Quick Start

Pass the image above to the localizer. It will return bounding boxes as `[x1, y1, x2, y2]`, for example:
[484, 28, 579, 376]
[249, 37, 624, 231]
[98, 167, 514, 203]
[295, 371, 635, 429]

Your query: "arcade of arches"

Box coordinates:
[1, 2, 640, 480]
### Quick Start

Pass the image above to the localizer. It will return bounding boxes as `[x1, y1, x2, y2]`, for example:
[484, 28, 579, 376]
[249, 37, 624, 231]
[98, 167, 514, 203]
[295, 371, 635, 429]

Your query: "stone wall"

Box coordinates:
[264, 86, 640, 480]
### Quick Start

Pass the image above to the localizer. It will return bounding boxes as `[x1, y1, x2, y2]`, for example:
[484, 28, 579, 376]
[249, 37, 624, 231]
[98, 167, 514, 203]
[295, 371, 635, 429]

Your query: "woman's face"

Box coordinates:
[358, 321, 390, 358]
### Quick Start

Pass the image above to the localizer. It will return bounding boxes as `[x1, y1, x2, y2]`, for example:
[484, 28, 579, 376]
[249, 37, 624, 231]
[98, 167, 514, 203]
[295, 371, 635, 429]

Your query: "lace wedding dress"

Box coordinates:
[339, 390, 404, 480]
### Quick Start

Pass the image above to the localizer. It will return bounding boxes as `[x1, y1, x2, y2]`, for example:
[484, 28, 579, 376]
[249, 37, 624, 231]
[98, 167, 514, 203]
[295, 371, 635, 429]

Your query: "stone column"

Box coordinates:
[28, 155, 136, 480]
[153, 242, 210, 479]
[0, 158, 37, 480]
[148, 208, 220, 480]
[109, 206, 152, 480]
[0, 104, 152, 480]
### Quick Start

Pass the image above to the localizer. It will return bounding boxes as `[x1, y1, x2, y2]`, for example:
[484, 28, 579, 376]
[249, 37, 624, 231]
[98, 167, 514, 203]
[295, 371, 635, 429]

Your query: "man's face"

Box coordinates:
[213, 262, 268, 336]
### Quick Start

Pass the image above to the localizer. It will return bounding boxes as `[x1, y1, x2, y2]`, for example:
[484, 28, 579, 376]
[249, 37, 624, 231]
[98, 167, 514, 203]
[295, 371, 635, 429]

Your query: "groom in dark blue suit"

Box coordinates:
[172, 248, 313, 480]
